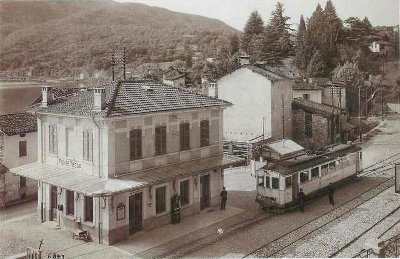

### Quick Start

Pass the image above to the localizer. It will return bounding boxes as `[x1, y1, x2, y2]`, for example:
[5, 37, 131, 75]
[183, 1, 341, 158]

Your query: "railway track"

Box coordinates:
[244, 177, 394, 258]
[138, 154, 400, 258]
[329, 205, 400, 257]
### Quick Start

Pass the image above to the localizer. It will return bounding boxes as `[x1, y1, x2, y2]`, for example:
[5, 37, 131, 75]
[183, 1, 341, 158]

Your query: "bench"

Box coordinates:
[72, 229, 88, 242]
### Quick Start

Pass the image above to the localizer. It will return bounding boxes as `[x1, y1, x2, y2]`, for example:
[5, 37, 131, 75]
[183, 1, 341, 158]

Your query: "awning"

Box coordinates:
[9, 162, 145, 197]
[119, 154, 244, 184]
[10, 155, 244, 197]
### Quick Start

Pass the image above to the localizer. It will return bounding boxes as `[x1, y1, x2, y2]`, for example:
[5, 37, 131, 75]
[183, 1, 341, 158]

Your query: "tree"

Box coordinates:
[241, 11, 264, 52]
[260, 2, 293, 64]
[294, 15, 309, 73]
[306, 50, 326, 77]
[332, 61, 364, 115]
[229, 34, 240, 55]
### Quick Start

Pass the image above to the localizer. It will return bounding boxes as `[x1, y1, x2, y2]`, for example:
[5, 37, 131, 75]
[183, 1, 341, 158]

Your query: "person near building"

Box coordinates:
[328, 183, 335, 206]
[220, 187, 227, 210]
[298, 189, 306, 213]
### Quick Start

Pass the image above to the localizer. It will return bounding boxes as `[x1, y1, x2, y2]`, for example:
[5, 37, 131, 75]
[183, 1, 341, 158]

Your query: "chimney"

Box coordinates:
[208, 82, 218, 98]
[93, 87, 106, 112]
[41, 85, 52, 107]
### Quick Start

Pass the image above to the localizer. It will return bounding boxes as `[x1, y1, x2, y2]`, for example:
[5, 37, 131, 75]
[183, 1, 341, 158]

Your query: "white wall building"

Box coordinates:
[11, 81, 242, 245]
[0, 113, 37, 206]
[217, 65, 294, 143]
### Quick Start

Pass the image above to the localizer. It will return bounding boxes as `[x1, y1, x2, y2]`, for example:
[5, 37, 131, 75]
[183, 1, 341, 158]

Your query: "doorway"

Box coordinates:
[50, 186, 58, 221]
[129, 192, 143, 235]
[200, 174, 210, 210]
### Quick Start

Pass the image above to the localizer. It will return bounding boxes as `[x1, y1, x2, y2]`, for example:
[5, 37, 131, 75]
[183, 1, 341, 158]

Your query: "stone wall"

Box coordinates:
[292, 109, 330, 149]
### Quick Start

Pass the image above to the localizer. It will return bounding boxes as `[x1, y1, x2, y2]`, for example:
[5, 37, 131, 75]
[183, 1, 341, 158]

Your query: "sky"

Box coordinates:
[115, 0, 399, 31]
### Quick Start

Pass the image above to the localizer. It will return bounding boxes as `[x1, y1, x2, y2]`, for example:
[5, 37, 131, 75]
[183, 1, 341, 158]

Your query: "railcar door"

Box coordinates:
[291, 172, 299, 201]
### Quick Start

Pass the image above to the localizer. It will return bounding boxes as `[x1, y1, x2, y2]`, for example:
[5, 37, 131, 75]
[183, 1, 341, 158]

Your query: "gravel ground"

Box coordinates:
[272, 186, 400, 258]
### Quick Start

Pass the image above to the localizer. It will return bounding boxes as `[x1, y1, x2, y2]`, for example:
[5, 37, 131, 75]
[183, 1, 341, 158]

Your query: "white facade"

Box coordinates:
[369, 42, 380, 53]
[218, 67, 293, 142]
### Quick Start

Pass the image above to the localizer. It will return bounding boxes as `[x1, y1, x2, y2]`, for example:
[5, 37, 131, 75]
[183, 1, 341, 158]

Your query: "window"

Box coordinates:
[265, 176, 270, 188]
[84, 196, 93, 222]
[321, 164, 329, 176]
[65, 128, 73, 157]
[155, 126, 167, 156]
[335, 116, 340, 134]
[200, 120, 210, 147]
[304, 113, 313, 138]
[300, 171, 309, 184]
[285, 176, 292, 188]
[329, 161, 336, 171]
[303, 93, 310, 100]
[66, 190, 74, 216]
[180, 180, 190, 206]
[179, 123, 190, 151]
[83, 130, 93, 161]
[156, 186, 166, 214]
[271, 177, 280, 189]
[257, 175, 265, 187]
[19, 176, 26, 188]
[19, 141, 27, 157]
[311, 167, 320, 179]
[130, 129, 142, 160]
[49, 125, 58, 154]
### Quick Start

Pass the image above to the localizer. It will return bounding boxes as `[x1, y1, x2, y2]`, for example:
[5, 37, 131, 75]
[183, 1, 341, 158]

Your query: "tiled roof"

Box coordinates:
[341, 121, 356, 132]
[164, 73, 185, 81]
[267, 139, 304, 156]
[29, 80, 231, 117]
[243, 65, 285, 81]
[293, 81, 324, 90]
[292, 98, 341, 117]
[0, 113, 37, 136]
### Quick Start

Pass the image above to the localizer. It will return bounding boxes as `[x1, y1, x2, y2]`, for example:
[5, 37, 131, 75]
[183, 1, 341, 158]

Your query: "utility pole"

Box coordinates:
[282, 95, 285, 140]
[359, 83, 362, 142]
[123, 46, 126, 80]
[331, 84, 336, 144]
[112, 52, 115, 82]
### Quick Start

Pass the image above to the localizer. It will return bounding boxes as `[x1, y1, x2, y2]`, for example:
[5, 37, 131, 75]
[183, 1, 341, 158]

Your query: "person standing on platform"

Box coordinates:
[328, 183, 335, 206]
[298, 189, 305, 213]
[220, 187, 227, 210]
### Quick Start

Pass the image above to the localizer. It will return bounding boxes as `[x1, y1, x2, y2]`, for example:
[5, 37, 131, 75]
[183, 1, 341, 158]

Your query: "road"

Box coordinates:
[185, 115, 400, 258]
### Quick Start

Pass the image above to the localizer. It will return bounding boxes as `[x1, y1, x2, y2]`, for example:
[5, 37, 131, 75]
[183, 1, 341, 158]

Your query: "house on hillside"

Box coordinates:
[216, 64, 294, 150]
[162, 68, 186, 87]
[10, 80, 243, 245]
[0, 113, 38, 207]
[292, 98, 354, 149]
[292, 80, 324, 103]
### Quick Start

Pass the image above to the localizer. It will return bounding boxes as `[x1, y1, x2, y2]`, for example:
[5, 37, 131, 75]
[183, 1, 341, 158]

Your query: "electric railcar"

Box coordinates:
[255, 144, 362, 209]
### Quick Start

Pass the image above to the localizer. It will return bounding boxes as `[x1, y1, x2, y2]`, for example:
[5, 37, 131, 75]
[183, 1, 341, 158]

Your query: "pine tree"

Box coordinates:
[306, 50, 326, 77]
[261, 2, 293, 64]
[324, 0, 342, 67]
[241, 11, 264, 52]
[294, 15, 308, 73]
[229, 34, 240, 55]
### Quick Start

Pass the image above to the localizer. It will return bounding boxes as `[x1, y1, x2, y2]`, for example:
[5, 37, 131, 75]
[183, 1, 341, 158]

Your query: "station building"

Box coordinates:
[10, 80, 242, 244]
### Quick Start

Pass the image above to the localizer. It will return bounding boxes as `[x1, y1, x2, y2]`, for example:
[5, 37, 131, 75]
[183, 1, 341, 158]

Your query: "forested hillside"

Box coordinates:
[0, 1, 238, 77]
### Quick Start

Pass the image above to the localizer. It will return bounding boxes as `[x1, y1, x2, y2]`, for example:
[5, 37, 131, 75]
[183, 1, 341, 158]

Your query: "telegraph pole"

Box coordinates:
[123, 46, 126, 80]
[111, 52, 115, 81]
[282, 95, 285, 140]
[359, 84, 362, 142]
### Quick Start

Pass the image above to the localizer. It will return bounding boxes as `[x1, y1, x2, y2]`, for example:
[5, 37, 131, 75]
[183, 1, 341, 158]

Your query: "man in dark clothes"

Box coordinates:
[298, 189, 305, 213]
[328, 183, 335, 206]
[220, 187, 227, 210]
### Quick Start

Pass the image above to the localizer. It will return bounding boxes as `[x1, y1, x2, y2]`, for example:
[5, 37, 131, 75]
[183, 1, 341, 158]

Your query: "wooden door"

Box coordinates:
[50, 186, 58, 221]
[129, 192, 143, 235]
[200, 174, 210, 210]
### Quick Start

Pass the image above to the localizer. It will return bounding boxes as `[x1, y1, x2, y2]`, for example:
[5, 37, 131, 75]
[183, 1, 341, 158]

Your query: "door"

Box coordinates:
[200, 174, 210, 210]
[129, 192, 143, 235]
[291, 172, 299, 201]
[50, 186, 58, 221]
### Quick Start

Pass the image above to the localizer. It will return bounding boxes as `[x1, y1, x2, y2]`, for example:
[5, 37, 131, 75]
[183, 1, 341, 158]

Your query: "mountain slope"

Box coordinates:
[0, 1, 238, 76]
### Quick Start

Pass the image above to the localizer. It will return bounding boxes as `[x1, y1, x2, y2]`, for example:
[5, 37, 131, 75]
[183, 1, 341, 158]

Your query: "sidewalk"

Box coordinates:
[114, 205, 244, 256]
